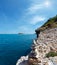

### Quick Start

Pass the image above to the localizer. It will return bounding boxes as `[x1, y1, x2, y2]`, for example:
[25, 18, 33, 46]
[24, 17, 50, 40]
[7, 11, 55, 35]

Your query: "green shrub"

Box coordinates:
[46, 52, 57, 58]
[35, 15, 57, 32]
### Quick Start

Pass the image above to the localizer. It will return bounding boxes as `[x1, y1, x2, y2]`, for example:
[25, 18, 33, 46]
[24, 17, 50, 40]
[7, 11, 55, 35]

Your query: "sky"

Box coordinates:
[0, 0, 57, 34]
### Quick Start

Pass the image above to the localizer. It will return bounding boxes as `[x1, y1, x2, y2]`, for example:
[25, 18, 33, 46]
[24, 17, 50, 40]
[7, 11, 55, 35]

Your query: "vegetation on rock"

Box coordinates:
[35, 15, 57, 32]
[46, 52, 57, 58]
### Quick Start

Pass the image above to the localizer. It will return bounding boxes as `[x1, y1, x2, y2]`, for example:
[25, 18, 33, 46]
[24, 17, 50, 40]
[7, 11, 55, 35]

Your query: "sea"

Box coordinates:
[0, 34, 36, 65]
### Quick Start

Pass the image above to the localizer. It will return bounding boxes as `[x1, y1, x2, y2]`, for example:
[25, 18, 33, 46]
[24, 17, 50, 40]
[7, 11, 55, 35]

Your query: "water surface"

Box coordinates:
[0, 34, 36, 65]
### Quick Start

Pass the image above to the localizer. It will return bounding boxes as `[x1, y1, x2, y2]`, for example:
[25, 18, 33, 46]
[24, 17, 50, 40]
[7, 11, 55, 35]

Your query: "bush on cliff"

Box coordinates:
[46, 52, 57, 58]
[35, 15, 57, 32]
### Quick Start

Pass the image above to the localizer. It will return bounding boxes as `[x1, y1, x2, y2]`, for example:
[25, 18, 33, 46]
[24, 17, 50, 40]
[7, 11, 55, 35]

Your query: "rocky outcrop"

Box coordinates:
[16, 56, 28, 65]
[16, 28, 57, 65]
[16, 15, 57, 65]
[37, 28, 57, 52]
[35, 15, 57, 38]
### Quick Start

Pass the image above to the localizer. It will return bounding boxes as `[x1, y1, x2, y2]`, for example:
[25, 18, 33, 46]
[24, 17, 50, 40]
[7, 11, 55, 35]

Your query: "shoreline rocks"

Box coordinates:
[16, 56, 28, 65]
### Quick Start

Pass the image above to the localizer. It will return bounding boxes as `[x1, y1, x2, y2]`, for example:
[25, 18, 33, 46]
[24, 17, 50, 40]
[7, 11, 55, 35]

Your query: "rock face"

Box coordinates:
[16, 15, 57, 65]
[28, 28, 57, 65]
[35, 15, 57, 38]
[16, 28, 57, 65]
[37, 28, 57, 52]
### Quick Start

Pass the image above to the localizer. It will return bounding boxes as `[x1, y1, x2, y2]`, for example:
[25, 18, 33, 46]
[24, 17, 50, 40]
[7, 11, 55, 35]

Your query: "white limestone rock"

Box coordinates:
[16, 56, 28, 65]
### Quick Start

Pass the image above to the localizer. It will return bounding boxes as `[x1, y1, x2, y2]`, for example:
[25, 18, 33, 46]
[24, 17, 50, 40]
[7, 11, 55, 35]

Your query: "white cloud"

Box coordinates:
[28, 4, 42, 14]
[23, 0, 52, 25]
[29, 16, 46, 25]
[27, 0, 52, 14]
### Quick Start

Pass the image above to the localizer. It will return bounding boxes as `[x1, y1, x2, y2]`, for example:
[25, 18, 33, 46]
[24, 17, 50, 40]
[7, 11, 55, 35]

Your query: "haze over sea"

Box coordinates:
[0, 34, 36, 65]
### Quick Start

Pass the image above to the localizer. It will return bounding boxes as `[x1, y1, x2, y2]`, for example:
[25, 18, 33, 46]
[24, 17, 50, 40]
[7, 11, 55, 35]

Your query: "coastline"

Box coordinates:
[16, 28, 57, 65]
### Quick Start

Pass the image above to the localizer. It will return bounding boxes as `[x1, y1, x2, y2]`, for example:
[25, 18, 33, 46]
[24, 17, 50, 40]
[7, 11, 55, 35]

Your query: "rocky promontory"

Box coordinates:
[16, 15, 57, 65]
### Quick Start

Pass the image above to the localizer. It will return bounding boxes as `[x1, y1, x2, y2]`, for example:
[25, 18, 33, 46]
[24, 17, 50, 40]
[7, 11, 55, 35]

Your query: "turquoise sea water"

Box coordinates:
[0, 34, 36, 65]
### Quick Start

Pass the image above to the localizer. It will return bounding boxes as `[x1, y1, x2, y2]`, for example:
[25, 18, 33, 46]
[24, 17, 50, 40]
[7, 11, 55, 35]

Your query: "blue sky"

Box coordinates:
[0, 0, 57, 34]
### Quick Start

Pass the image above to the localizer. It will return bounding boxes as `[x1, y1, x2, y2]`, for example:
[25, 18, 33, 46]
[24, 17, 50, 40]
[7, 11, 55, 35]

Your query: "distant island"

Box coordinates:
[18, 33, 24, 34]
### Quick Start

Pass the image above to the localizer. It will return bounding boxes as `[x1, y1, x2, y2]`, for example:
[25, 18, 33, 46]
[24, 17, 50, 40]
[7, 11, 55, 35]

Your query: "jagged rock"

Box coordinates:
[16, 56, 28, 65]
[16, 28, 57, 65]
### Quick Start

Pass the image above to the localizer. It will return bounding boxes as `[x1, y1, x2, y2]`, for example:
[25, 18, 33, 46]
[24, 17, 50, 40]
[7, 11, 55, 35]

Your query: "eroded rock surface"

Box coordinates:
[16, 28, 57, 65]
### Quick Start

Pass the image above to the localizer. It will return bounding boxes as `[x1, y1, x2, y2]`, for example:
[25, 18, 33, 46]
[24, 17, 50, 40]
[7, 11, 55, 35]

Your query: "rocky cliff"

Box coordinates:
[35, 15, 57, 37]
[16, 15, 57, 65]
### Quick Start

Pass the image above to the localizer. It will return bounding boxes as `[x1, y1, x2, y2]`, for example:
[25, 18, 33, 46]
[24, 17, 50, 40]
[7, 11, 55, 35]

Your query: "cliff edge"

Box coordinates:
[35, 15, 57, 38]
[16, 15, 57, 65]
